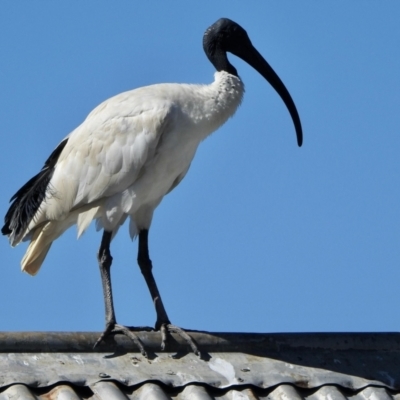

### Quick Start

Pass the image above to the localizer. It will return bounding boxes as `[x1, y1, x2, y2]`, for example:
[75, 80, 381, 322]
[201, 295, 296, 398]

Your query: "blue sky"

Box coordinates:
[0, 2, 399, 336]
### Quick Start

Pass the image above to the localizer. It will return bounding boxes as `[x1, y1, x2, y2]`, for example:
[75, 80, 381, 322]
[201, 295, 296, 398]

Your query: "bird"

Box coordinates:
[2, 18, 303, 356]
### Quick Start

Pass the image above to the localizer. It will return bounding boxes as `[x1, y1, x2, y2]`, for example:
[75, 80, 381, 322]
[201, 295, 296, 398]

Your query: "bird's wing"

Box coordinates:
[25, 88, 174, 236]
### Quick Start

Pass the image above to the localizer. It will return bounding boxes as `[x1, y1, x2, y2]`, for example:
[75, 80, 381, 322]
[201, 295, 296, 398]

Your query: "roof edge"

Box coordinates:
[0, 331, 399, 353]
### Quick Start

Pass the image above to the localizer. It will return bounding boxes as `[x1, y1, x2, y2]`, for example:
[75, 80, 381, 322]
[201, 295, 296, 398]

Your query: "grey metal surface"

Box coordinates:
[0, 332, 400, 399]
[1, 350, 399, 391]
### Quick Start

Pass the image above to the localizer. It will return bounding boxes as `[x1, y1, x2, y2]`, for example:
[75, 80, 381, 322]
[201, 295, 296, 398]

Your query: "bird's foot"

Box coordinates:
[159, 323, 200, 356]
[94, 323, 147, 357]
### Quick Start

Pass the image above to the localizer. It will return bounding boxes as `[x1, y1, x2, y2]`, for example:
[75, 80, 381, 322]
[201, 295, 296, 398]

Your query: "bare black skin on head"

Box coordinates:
[203, 18, 251, 76]
[203, 18, 303, 147]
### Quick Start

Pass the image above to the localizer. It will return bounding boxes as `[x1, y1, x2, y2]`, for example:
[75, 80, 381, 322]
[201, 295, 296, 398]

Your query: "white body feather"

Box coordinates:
[18, 71, 244, 274]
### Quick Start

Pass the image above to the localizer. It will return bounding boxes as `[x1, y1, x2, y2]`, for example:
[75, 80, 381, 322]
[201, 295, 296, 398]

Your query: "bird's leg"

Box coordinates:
[138, 230, 171, 326]
[97, 230, 116, 332]
[94, 230, 146, 356]
[137, 229, 199, 354]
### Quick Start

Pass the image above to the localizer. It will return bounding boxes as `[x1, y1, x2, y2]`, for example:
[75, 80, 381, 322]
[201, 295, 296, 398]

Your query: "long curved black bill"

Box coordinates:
[236, 45, 303, 147]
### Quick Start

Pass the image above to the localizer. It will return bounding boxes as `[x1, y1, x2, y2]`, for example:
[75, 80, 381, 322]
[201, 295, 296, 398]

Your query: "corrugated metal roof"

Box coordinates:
[1, 382, 400, 400]
[0, 332, 399, 400]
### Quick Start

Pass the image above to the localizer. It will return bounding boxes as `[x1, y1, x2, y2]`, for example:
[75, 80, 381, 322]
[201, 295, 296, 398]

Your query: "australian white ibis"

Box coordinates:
[2, 18, 303, 356]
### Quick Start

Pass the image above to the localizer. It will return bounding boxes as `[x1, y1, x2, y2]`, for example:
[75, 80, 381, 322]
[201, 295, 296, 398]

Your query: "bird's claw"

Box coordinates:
[93, 323, 114, 349]
[94, 322, 198, 357]
[94, 323, 147, 357]
[160, 323, 200, 356]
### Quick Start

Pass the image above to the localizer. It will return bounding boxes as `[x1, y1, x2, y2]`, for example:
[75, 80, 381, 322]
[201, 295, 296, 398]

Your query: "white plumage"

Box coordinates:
[19, 72, 244, 274]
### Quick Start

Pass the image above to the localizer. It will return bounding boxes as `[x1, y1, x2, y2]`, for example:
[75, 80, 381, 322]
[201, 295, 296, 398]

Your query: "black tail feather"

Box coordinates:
[2, 138, 68, 240]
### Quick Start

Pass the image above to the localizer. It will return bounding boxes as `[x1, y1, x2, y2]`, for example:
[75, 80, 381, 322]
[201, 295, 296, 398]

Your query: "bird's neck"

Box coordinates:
[183, 71, 244, 139]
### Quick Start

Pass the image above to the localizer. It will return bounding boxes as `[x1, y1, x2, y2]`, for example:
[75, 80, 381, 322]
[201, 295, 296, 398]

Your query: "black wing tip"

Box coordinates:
[1, 137, 69, 242]
[2, 169, 52, 241]
[1, 225, 11, 236]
